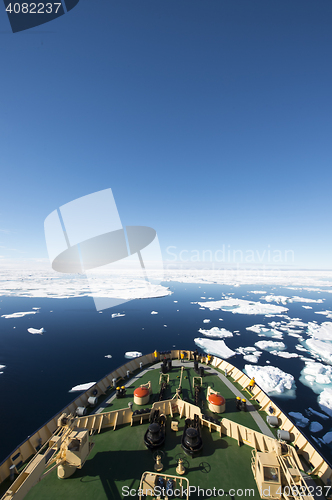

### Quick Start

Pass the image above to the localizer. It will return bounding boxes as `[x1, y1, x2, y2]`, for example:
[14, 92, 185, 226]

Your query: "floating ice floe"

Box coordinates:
[112, 313, 125, 318]
[295, 322, 332, 363]
[247, 324, 284, 339]
[197, 298, 288, 316]
[288, 412, 309, 428]
[249, 291, 267, 294]
[305, 339, 332, 364]
[244, 364, 296, 397]
[310, 422, 323, 433]
[263, 295, 323, 305]
[244, 355, 260, 363]
[236, 346, 262, 364]
[104, 355, 112, 358]
[203, 319, 210, 323]
[271, 351, 299, 358]
[125, 351, 142, 359]
[286, 286, 332, 294]
[174, 301, 178, 303]
[268, 321, 280, 328]
[288, 319, 308, 328]
[303, 306, 312, 309]
[307, 322, 332, 341]
[32, 307, 41, 310]
[254, 340, 286, 352]
[300, 361, 332, 394]
[263, 295, 290, 305]
[247, 324, 265, 333]
[267, 319, 307, 342]
[69, 382, 95, 392]
[307, 407, 329, 420]
[252, 340, 297, 358]
[1, 311, 38, 319]
[295, 344, 309, 352]
[27, 327, 45, 335]
[322, 432, 332, 444]
[151, 311, 158, 315]
[318, 388, 332, 416]
[292, 296, 324, 304]
[198, 327, 233, 338]
[315, 311, 332, 320]
[194, 338, 236, 359]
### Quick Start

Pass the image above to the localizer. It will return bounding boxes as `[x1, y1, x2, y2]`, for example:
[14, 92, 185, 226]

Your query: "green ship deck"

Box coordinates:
[2, 352, 331, 500]
[22, 360, 272, 500]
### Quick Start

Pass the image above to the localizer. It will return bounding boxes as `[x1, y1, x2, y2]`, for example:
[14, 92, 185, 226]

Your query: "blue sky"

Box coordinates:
[0, 0, 332, 269]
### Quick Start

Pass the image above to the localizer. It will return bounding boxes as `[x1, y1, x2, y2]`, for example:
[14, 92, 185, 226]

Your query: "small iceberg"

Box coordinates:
[307, 407, 329, 420]
[244, 354, 261, 363]
[69, 382, 96, 392]
[125, 351, 142, 359]
[236, 346, 262, 364]
[318, 388, 332, 417]
[194, 338, 236, 359]
[244, 364, 296, 397]
[28, 327, 46, 335]
[254, 340, 286, 352]
[322, 432, 332, 444]
[104, 354, 112, 358]
[151, 311, 158, 315]
[112, 313, 125, 318]
[315, 310, 332, 320]
[300, 361, 332, 394]
[1, 311, 38, 319]
[288, 412, 309, 428]
[270, 351, 299, 358]
[247, 324, 284, 339]
[310, 422, 323, 433]
[197, 298, 288, 315]
[198, 327, 233, 338]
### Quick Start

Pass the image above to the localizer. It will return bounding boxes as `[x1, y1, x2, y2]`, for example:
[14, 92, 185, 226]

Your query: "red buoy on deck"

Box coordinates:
[134, 387, 149, 398]
[134, 386, 150, 405]
[208, 394, 225, 406]
[207, 393, 225, 413]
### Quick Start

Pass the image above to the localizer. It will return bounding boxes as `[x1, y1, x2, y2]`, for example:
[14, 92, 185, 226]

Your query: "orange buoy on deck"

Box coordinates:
[207, 392, 225, 413]
[134, 386, 150, 405]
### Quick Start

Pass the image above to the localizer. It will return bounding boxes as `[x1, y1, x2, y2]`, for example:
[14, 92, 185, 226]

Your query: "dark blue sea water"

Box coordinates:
[1, 282, 332, 465]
